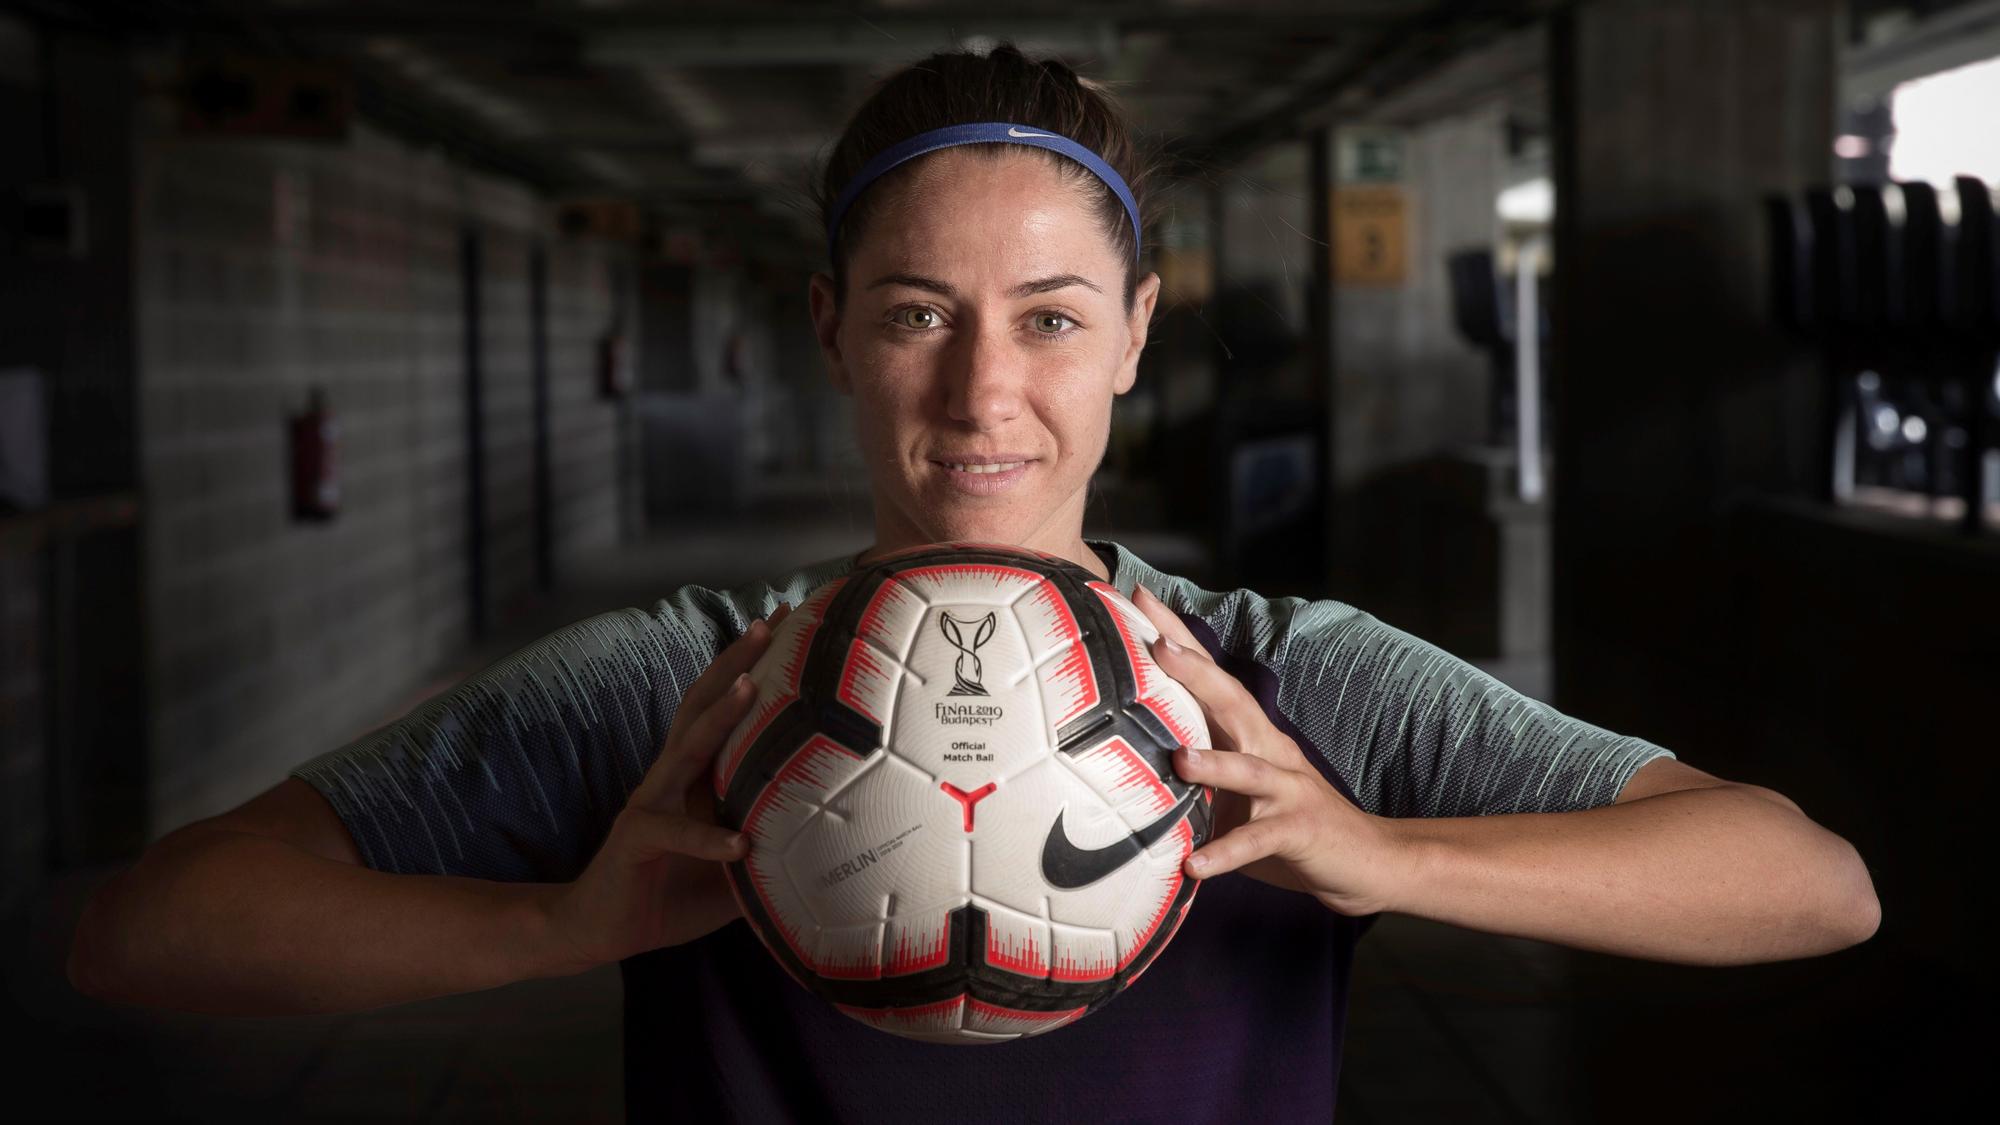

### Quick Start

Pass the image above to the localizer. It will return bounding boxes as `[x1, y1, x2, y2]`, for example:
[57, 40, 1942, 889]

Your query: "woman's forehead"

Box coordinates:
[854, 151, 1120, 280]
[903, 144, 1073, 184]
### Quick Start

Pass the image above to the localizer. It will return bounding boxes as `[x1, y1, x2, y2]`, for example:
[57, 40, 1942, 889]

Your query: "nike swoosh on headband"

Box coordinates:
[1007, 127, 1057, 138]
[1040, 784, 1201, 890]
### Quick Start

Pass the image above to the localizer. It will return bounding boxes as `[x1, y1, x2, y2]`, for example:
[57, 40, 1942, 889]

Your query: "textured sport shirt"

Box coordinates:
[291, 539, 1676, 1123]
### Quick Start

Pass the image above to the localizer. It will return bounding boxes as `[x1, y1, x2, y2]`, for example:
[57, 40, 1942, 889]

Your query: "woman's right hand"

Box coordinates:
[543, 602, 792, 972]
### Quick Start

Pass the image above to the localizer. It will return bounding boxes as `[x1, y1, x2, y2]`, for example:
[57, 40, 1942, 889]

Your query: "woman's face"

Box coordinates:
[809, 148, 1160, 571]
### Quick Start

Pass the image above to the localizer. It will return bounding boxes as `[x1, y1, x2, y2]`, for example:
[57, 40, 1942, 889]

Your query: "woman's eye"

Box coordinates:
[888, 307, 1076, 336]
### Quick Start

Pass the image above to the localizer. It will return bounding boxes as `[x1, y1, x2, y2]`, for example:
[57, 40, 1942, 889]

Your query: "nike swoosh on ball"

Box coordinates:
[1039, 785, 1201, 890]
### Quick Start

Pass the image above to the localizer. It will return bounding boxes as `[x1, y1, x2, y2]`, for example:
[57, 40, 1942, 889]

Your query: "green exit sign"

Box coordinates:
[1338, 129, 1404, 184]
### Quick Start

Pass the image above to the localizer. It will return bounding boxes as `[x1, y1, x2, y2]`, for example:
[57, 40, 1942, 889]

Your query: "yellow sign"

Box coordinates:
[1333, 185, 1408, 286]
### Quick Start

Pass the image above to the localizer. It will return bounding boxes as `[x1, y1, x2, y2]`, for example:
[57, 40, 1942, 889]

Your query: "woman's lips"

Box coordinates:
[931, 458, 1035, 495]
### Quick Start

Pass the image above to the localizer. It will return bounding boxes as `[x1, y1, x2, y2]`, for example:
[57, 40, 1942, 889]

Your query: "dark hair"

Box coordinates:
[813, 43, 1163, 318]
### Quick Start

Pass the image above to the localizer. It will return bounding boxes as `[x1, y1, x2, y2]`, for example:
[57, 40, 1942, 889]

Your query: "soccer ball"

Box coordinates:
[711, 542, 1213, 1044]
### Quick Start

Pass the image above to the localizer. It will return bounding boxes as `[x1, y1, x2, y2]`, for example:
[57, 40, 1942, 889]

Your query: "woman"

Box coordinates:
[70, 44, 1879, 1123]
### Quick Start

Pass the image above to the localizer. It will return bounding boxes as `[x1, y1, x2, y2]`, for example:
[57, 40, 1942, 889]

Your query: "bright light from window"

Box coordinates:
[1890, 54, 2000, 186]
[1497, 176, 1553, 223]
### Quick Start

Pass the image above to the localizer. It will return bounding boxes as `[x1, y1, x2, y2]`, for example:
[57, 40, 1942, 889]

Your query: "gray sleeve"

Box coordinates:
[1273, 600, 1677, 819]
[288, 606, 714, 882]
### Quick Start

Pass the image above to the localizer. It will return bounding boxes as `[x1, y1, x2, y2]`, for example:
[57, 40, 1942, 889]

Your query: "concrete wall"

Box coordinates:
[1, 550, 43, 911]
[0, 12, 41, 917]
[2, 20, 148, 905]
[1550, 0, 1837, 752]
[1318, 40, 1533, 655]
[1332, 106, 1504, 490]
[1218, 142, 1311, 376]
[136, 97, 635, 834]
[547, 239, 637, 566]
[1540, 2, 1992, 1117]
[639, 256, 867, 517]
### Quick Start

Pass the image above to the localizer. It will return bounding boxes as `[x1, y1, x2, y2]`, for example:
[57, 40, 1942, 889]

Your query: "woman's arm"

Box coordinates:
[69, 608, 783, 1017]
[1131, 586, 1881, 966]
[67, 792, 574, 1017]
[1383, 766, 1880, 965]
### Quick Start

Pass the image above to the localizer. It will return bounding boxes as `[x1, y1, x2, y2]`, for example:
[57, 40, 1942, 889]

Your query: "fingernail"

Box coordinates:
[728, 833, 747, 850]
[1182, 747, 1202, 766]
[1188, 853, 1210, 874]
[1160, 636, 1184, 654]
[734, 673, 751, 692]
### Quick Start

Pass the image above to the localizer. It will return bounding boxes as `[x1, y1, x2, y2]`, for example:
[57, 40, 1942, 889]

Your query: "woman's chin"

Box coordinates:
[927, 521, 1023, 548]
[905, 506, 1027, 549]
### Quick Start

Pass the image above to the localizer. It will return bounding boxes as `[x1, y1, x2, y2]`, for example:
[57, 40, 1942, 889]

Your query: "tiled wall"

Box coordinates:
[136, 103, 634, 836]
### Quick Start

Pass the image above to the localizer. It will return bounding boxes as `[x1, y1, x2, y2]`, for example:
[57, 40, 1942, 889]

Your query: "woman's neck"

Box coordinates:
[856, 520, 1110, 581]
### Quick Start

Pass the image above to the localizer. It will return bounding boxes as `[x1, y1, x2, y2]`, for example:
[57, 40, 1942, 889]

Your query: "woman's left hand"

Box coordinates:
[1131, 585, 1408, 919]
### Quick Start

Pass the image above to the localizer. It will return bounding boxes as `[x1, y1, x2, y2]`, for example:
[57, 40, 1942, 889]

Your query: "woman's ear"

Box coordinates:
[808, 271, 852, 395]
[1114, 271, 1162, 396]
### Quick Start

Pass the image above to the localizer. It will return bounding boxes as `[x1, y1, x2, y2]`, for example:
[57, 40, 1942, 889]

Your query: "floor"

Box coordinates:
[3, 519, 1951, 1121]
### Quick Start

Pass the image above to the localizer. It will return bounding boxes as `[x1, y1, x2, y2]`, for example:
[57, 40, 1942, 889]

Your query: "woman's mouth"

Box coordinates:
[930, 456, 1036, 495]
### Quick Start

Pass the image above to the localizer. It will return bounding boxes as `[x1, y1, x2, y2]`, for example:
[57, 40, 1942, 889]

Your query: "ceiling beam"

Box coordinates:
[143, 2, 1536, 39]
[1190, 1, 1554, 163]
[587, 21, 1119, 70]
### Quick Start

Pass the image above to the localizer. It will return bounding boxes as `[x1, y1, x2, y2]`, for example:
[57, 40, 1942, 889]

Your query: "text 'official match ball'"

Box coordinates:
[711, 542, 1213, 1044]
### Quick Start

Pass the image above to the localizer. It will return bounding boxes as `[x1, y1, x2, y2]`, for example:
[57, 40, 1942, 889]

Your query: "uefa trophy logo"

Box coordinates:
[938, 611, 997, 697]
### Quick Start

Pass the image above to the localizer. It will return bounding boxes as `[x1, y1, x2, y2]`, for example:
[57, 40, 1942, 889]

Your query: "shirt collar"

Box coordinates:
[819, 539, 1147, 592]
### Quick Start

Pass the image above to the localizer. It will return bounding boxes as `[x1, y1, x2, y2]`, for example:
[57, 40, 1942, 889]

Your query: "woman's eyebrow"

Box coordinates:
[1010, 274, 1103, 298]
[865, 272, 1103, 299]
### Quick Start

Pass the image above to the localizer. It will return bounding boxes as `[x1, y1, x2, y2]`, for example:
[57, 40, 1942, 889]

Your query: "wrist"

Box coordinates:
[1367, 813, 1435, 917]
[521, 882, 601, 980]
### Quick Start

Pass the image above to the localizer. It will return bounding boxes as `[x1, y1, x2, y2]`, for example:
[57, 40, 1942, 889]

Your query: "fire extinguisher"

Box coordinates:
[290, 384, 340, 521]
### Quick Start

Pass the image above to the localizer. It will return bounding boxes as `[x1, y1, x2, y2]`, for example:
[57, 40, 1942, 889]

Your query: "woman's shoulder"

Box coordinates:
[1096, 538, 1383, 666]
[634, 551, 858, 654]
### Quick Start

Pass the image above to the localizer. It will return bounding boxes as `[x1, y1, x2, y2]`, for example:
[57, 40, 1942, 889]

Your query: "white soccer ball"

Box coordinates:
[712, 542, 1213, 1044]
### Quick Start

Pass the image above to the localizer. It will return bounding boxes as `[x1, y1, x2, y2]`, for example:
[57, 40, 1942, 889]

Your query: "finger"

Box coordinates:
[1132, 585, 1205, 654]
[638, 672, 759, 809]
[686, 773, 723, 825]
[1148, 636, 1270, 754]
[1186, 813, 1298, 880]
[770, 600, 794, 629]
[1173, 745, 1290, 798]
[677, 617, 774, 726]
[618, 805, 749, 864]
[678, 672, 763, 768]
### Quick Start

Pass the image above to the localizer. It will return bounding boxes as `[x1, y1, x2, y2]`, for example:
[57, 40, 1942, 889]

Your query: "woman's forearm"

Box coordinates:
[1383, 785, 1880, 965]
[70, 828, 576, 1017]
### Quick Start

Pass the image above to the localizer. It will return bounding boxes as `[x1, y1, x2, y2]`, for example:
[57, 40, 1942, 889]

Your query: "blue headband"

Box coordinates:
[825, 121, 1142, 265]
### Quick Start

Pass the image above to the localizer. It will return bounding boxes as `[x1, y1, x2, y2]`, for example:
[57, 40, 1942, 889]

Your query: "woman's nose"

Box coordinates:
[943, 323, 1026, 430]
